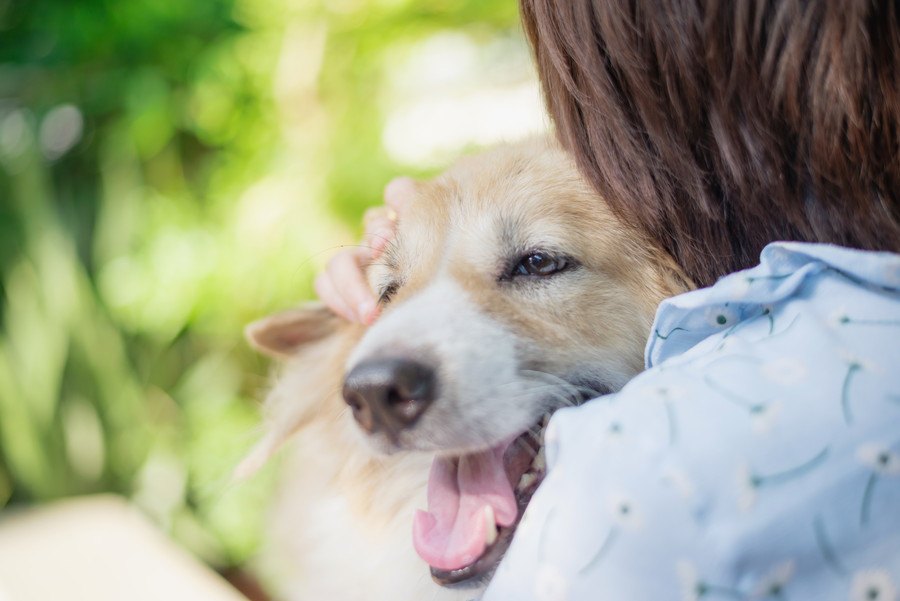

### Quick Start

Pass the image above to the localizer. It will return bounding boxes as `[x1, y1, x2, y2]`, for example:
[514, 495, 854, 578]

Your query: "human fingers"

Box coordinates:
[363, 206, 390, 229]
[322, 248, 378, 324]
[383, 176, 417, 213]
[365, 218, 397, 256]
[314, 268, 357, 322]
[362, 207, 397, 256]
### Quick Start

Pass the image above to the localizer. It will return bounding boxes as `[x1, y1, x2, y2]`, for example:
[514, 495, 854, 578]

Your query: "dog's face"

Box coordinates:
[247, 140, 689, 588]
[349, 142, 675, 455]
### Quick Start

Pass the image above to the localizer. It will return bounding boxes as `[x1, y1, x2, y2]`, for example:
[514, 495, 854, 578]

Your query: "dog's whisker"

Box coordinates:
[520, 379, 578, 402]
[519, 369, 579, 393]
[542, 390, 578, 409]
[519, 369, 609, 407]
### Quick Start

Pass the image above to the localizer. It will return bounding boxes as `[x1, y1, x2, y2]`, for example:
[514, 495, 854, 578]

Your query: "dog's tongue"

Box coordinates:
[412, 443, 517, 571]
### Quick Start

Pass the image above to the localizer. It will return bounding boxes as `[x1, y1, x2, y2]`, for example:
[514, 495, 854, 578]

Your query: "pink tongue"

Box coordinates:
[412, 443, 518, 571]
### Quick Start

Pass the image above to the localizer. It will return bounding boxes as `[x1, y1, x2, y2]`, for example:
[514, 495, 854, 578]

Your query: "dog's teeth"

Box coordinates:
[485, 523, 498, 546]
[533, 447, 546, 472]
[517, 472, 537, 490]
[483, 506, 498, 546]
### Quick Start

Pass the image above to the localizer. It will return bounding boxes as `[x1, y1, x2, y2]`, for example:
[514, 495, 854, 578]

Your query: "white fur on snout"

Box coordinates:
[348, 280, 539, 454]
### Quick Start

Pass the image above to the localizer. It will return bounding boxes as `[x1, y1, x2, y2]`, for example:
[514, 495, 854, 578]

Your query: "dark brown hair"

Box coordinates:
[521, 0, 900, 287]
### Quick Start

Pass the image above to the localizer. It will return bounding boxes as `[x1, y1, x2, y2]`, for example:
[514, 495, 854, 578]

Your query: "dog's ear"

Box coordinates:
[236, 302, 347, 482]
[245, 302, 341, 359]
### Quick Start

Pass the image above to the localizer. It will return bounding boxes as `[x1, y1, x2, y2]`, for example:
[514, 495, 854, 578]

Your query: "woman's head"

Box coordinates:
[521, 0, 899, 286]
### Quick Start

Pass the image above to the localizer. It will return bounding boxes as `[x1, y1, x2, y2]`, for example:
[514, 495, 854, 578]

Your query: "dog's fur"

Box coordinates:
[244, 139, 692, 600]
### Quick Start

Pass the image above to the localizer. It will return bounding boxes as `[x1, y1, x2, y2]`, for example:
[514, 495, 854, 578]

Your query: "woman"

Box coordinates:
[318, 1, 900, 599]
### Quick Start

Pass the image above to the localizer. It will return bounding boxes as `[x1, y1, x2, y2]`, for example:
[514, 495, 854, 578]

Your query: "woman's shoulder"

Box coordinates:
[647, 242, 900, 367]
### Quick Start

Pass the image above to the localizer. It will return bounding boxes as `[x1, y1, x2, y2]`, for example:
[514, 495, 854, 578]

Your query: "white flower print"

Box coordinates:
[639, 383, 689, 402]
[676, 560, 743, 600]
[677, 561, 704, 601]
[828, 307, 900, 328]
[761, 357, 808, 385]
[594, 419, 626, 451]
[704, 305, 739, 329]
[606, 491, 643, 530]
[857, 445, 900, 476]
[838, 349, 881, 374]
[758, 304, 777, 334]
[829, 307, 852, 329]
[857, 444, 900, 526]
[534, 563, 569, 601]
[750, 402, 783, 435]
[850, 569, 897, 601]
[661, 467, 696, 500]
[751, 560, 795, 598]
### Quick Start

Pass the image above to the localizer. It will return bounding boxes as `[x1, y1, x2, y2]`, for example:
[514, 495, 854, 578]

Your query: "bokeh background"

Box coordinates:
[0, 0, 546, 577]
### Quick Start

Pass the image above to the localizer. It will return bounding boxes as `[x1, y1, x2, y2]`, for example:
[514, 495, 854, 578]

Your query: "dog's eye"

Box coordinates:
[379, 282, 399, 304]
[512, 252, 570, 277]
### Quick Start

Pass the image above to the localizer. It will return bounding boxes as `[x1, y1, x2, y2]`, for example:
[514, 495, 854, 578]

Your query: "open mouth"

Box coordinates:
[412, 418, 548, 587]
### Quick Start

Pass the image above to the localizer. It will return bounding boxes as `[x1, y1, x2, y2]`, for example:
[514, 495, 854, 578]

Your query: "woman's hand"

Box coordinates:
[314, 177, 416, 325]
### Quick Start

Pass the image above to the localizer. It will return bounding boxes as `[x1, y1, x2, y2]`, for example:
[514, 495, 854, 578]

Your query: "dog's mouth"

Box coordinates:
[412, 418, 547, 587]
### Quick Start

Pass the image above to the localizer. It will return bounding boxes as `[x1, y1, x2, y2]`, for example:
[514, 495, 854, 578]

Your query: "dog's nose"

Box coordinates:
[342, 358, 437, 437]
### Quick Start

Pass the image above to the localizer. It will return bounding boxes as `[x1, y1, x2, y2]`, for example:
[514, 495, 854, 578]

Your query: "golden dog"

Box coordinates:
[244, 138, 691, 600]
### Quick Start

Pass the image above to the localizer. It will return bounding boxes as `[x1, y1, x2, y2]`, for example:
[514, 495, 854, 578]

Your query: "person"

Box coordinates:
[316, 2, 900, 599]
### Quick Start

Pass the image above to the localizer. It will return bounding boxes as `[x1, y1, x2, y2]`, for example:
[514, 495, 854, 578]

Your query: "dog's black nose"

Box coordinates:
[342, 358, 437, 437]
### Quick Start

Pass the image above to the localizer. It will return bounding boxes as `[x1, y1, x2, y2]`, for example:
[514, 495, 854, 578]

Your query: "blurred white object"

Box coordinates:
[38, 104, 83, 160]
[0, 495, 247, 601]
[382, 31, 549, 168]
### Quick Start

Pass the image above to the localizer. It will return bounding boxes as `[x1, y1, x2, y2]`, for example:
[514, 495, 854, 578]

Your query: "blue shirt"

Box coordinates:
[483, 243, 900, 601]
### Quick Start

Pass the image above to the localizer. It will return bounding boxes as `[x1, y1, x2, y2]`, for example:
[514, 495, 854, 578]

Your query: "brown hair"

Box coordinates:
[520, 0, 900, 287]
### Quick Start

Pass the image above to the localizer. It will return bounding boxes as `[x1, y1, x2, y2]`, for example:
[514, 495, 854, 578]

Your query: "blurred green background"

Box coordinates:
[0, 0, 544, 575]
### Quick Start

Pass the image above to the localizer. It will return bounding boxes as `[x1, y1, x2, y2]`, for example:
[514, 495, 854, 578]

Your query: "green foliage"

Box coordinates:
[0, 0, 522, 569]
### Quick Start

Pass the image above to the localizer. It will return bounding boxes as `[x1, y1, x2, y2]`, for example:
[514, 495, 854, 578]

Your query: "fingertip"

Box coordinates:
[384, 176, 416, 211]
[359, 241, 378, 261]
[362, 304, 381, 326]
[322, 248, 378, 323]
[368, 228, 393, 255]
[315, 273, 358, 323]
[356, 298, 377, 324]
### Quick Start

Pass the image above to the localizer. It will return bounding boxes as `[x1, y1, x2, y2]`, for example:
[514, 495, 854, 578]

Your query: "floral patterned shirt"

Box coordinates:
[483, 243, 900, 601]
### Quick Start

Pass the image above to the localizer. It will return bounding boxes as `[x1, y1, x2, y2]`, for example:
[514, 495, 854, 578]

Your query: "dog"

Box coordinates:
[242, 138, 692, 600]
